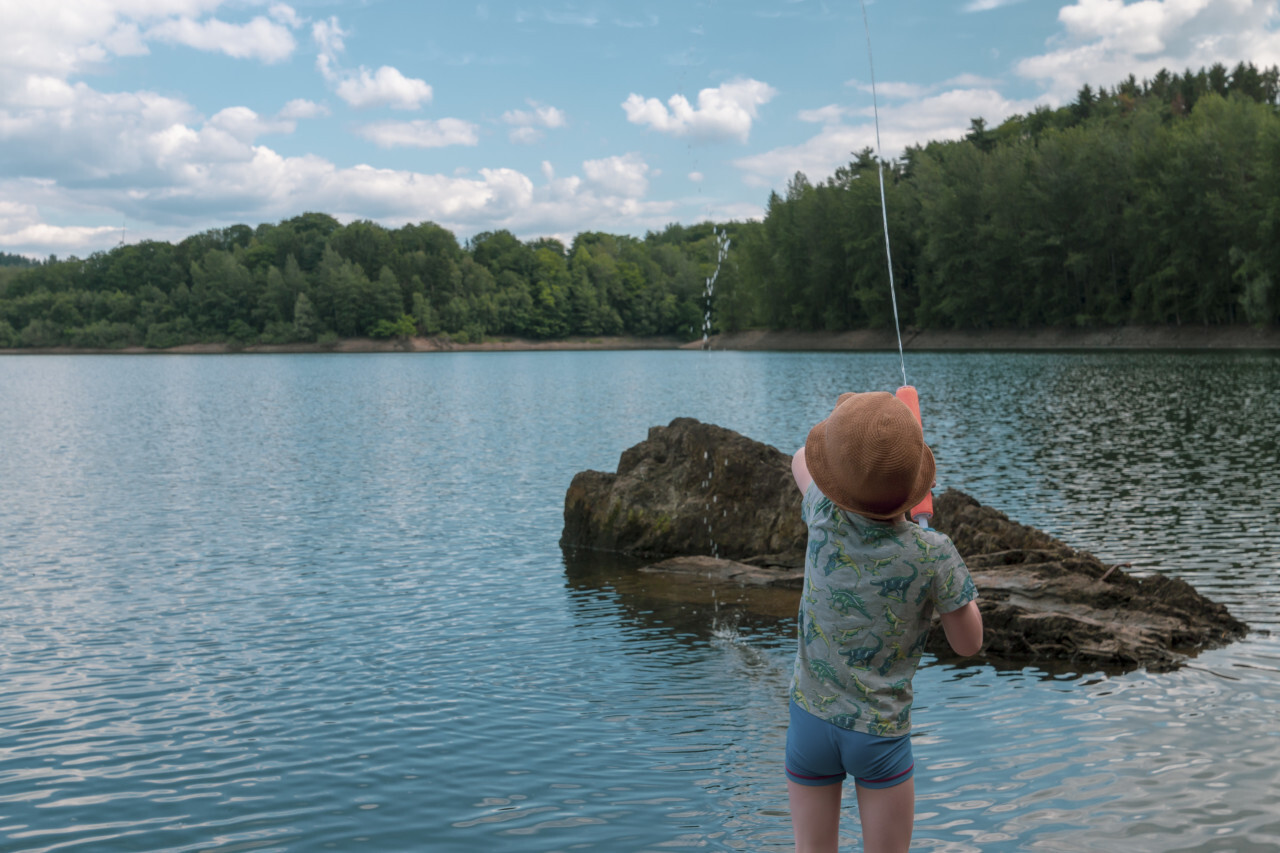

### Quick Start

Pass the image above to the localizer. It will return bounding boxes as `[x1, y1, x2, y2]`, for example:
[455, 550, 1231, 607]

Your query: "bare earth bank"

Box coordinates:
[699, 325, 1280, 351]
[3, 325, 1277, 355]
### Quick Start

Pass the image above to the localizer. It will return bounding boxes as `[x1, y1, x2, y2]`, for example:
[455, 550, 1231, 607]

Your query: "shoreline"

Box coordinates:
[704, 325, 1280, 351]
[2, 325, 1277, 355]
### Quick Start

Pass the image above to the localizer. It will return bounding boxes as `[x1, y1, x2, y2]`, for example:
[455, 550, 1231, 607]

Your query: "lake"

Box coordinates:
[1, 349, 1277, 852]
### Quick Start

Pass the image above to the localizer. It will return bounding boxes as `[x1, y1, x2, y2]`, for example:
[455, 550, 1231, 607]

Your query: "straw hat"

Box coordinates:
[804, 391, 935, 520]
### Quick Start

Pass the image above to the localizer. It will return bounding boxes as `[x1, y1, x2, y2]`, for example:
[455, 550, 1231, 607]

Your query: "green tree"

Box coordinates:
[293, 292, 320, 341]
[528, 247, 570, 338]
[412, 291, 440, 335]
[362, 266, 404, 335]
[268, 212, 340, 272]
[189, 249, 254, 335]
[311, 246, 368, 336]
[330, 220, 395, 283]
[370, 313, 417, 339]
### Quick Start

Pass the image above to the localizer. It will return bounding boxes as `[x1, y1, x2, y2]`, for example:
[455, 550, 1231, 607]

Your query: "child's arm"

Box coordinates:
[939, 601, 983, 656]
[791, 448, 813, 493]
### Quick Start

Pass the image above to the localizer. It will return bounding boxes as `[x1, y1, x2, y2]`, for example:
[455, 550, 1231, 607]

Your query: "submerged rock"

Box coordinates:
[637, 555, 803, 589]
[561, 418, 1248, 673]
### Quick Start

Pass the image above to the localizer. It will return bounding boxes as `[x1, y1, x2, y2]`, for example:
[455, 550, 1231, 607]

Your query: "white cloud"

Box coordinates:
[0, 119, 678, 256]
[963, 0, 1025, 11]
[502, 100, 566, 143]
[0, 2, 302, 75]
[312, 15, 347, 67]
[102, 22, 149, 58]
[946, 73, 1003, 89]
[0, 80, 197, 180]
[540, 161, 583, 199]
[279, 99, 328, 120]
[798, 104, 848, 124]
[357, 118, 479, 148]
[209, 106, 295, 141]
[0, 201, 118, 250]
[146, 15, 297, 63]
[622, 77, 777, 143]
[335, 66, 433, 110]
[312, 16, 432, 109]
[269, 3, 303, 29]
[845, 79, 932, 100]
[0, 1, 225, 79]
[691, 200, 766, 225]
[1017, 0, 1280, 100]
[502, 102, 567, 127]
[0, 3, 741, 257]
[688, 171, 704, 183]
[8, 74, 79, 109]
[582, 153, 651, 197]
[508, 127, 542, 144]
[734, 85, 1044, 188]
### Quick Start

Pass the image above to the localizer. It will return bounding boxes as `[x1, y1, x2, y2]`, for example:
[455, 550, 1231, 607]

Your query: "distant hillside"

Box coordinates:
[2, 62, 1277, 350]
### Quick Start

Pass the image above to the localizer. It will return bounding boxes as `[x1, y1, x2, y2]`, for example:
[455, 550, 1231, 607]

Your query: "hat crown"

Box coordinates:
[805, 392, 935, 519]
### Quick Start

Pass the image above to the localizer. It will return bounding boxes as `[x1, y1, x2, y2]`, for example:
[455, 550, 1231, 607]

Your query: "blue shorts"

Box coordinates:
[785, 701, 914, 789]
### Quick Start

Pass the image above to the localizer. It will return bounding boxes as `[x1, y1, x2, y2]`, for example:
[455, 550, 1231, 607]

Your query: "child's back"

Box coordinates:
[791, 487, 976, 737]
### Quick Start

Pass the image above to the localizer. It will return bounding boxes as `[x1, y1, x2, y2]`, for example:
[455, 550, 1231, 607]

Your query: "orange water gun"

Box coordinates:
[894, 385, 934, 529]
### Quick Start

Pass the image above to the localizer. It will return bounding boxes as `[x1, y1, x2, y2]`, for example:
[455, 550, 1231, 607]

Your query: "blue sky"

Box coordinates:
[2, 0, 1278, 259]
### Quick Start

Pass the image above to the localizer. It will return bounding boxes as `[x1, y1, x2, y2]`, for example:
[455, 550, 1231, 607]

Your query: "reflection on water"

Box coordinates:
[0, 350, 1277, 851]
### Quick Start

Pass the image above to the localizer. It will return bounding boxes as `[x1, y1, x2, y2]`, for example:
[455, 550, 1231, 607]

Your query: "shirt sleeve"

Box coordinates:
[928, 534, 979, 614]
[801, 482, 819, 525]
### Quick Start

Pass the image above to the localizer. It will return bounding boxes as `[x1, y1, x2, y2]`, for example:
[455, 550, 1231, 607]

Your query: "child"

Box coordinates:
[787, 391, 982, 853]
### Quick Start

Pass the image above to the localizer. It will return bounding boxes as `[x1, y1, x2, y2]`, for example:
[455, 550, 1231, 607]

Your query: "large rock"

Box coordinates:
[562, 418, 1248, 673]
[928, 490, 1246, 670]
[561, 418, 805, 562]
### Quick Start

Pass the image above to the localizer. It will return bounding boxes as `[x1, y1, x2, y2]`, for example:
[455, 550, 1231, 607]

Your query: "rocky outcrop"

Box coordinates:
[562, 418, 1248, 673]
[927, 490, 1246, 670]
[561, 418, 806, 563]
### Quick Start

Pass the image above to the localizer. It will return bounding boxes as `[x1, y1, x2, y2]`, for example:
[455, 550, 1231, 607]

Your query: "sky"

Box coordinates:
[1, 0, 1278, 260]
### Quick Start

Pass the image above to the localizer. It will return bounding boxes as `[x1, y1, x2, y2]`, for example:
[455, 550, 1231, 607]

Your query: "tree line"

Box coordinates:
[0, 216, 727, 349]
[726, 62, 1280, 332]
[1, 62, 1277, 350]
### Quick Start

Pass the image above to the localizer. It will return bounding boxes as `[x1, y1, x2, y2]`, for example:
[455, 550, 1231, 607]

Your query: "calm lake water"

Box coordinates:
[1, 349, 1278, 852]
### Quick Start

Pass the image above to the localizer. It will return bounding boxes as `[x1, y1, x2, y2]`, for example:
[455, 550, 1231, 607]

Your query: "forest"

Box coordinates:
[1, 62, 1277, 350]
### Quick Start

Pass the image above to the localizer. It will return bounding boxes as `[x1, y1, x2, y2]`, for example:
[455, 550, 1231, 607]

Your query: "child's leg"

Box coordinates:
[787, 779, 842, 853]
[854, 777, 914, 853]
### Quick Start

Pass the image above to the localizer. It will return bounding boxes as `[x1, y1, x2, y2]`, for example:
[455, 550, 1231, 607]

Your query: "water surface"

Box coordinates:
[1, 350, 1277, 851]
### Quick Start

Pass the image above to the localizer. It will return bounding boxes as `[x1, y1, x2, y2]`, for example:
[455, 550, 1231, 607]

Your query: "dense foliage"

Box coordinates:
[0, 253, 36, 268]
[735, 63, 1280, 333]
[2, 63, 1277, 349]
[0, 217, 731, 349]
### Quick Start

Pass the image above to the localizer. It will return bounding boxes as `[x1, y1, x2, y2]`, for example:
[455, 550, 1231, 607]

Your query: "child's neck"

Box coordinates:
[851, 512, 907, 525]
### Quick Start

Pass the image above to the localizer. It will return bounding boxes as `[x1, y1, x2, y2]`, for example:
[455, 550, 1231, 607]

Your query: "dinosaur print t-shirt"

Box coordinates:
[790, 483, 977, 737]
